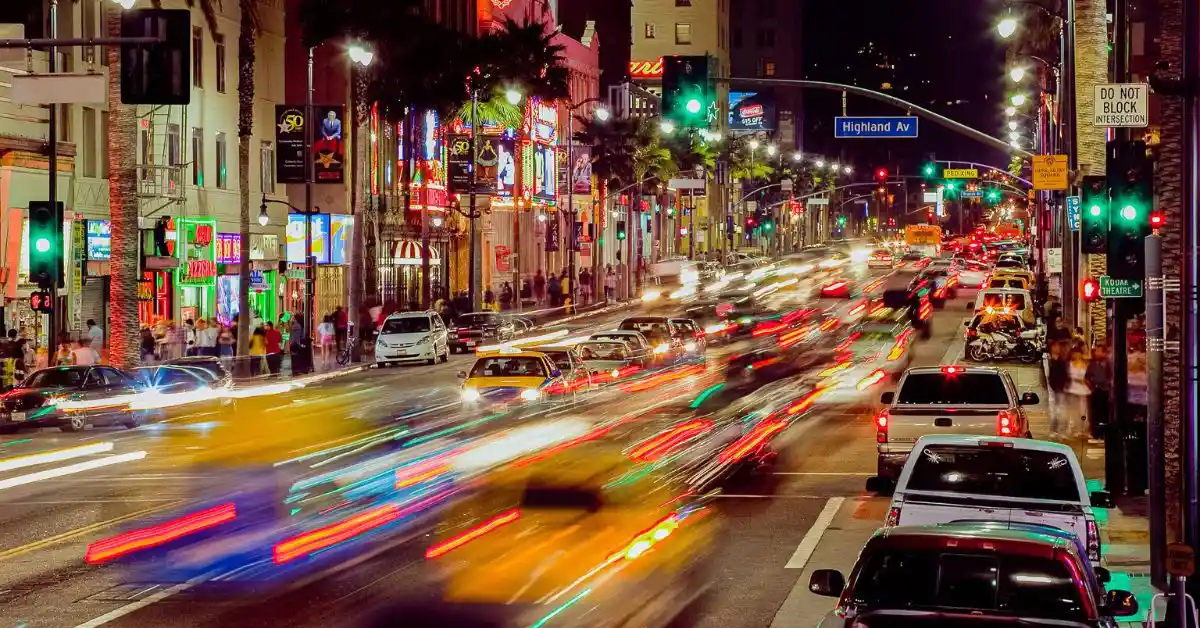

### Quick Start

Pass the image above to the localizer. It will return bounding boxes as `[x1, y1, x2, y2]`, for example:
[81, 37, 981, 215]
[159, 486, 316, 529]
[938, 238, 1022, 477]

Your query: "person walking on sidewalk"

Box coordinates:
[500, 282, 513, 311]
[264, 322, 284, 375]
[1065, 348, 1091, 439]
[1085, 346, 1110, 441]
[533, 270, 546, 306]
[579, 269, 592, 304]
[317, 315, 335, 368]
[604, 266, 617, 302]
[547, 273, 562, 307]
[1047, 340, 1070, 438]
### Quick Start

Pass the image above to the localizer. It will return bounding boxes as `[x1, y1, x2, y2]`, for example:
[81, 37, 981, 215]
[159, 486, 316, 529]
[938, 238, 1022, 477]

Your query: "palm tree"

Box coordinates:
[1074, 0, 1109, 344]
[233, 1, 263, 355]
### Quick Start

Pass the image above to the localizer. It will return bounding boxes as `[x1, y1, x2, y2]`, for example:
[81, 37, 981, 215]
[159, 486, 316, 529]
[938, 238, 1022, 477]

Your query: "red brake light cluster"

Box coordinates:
[85, 503, 238, 565]
[875, 409, 889, 443]
[941, 365, 962, 375]
[997, 410, 1014, 436]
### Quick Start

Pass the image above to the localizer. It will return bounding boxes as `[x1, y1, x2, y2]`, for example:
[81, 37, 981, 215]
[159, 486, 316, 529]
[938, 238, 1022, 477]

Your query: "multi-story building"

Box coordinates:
[0, 0, 287, 345]
[728, 0, 802, 148]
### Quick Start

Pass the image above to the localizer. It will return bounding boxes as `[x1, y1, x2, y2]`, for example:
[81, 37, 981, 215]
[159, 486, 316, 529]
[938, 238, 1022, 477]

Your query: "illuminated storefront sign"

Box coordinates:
[532, 101, 558, 144]
[285, 213, 331, 264]
[630, 58, 665, 79]
[176, 217, 218, 286]
[216, 233, 241, 264]
[330, 214, 353, 264]
[86, 219, 111, 260]
[533, 145, 557, 198]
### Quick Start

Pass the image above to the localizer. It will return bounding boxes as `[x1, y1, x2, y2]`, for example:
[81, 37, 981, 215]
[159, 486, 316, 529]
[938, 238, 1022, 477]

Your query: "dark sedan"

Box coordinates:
[450, 312, 515, 353]
[0, 366, 144, 432]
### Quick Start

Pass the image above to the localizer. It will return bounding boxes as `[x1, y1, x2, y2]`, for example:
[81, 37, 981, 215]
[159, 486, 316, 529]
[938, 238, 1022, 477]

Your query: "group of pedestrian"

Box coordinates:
[1047, 336, 1108, 442]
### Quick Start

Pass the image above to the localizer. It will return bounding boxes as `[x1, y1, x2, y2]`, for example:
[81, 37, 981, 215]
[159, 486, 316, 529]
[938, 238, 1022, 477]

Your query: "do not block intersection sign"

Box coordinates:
[1094, 84, 1149, 128]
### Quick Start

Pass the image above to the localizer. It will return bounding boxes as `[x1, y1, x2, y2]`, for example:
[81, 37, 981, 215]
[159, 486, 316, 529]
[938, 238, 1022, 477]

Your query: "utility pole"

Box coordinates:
[48, 0, 59, 354]
[305, 47, 315, 340]
[468, 87, 479, 312]
[1147, 232, 1167, 589]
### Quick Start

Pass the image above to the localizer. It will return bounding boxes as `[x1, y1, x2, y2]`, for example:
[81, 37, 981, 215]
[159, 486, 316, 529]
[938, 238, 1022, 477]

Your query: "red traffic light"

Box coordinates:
[1081, 278, 1100, 302]
[1150, 210, 1165, 229]
[875, 168, 889, 182]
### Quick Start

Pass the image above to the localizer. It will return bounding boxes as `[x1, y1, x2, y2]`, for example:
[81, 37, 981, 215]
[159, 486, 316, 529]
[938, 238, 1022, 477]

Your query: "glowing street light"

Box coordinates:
[1005, 106, 1017, 117]
[1008, 120, 1019, 131]
[815, 159, 825, 168]
[660, 120, 675, 134]
[766, 144, 778, 156]
[1008, 67, 1026, 82]
[997, 17, 1018, 39]
[791, 152, 803, 162]
[843, 166, 853, 174]
[748, 139, 761, 150]
[347, 44, 374, 67]
[505, 88, 523, 105]
[1010, 94, 1027, 107]
[593, 107, 611, 121]
[1008, 131, 1020, 141]
[831, 162, 841, 171]
[1009, 139, 1021, 149]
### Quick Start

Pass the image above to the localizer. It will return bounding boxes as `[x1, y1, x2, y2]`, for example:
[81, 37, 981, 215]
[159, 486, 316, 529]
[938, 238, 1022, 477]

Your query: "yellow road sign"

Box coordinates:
[943, 168, 978, 179]
[1032, 155, 1069, 190]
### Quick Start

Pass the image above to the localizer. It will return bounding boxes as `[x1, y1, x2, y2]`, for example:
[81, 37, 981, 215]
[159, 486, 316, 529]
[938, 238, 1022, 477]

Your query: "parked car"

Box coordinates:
[0, 366, 144, 432]
[589, 330, 654, 365]
[375, 311, 450, 366]
[808, 523, 1137, 627]
[450, 312, 516, 353]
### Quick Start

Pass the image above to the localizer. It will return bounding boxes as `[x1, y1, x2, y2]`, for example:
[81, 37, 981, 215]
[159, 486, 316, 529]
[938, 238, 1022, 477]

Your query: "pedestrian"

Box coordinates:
[183, 319, 198, 356]
[1085, 346, 1110, 441]
[195, 319, 216, 357]
[520, 278, 533, 307]
[1065, 349, 1092, 439]
[249, 326, 267, 375]
[333, 306, 348, 352]
[55, 339, 74, 365]
[579, 269, 592, 304]
[560, 272, 570, 303]
[533, 269, 546, 305]
[86, 319, 104, 349]
[604, 266, 617, 301]
[166, 321, 185, 361]
[205, 318, 221, 356]
[264, 322, 284, 375]
[217, 324, 235, 359]
[317, 315, 335, 367]
[547, 272, 562, 307]
[71, 337, 100, 366]
[140, 326, 158, 364]
[453, 291, 471, 316]
[500, 282, 514, 311]
[1047, 340, 1070, 438]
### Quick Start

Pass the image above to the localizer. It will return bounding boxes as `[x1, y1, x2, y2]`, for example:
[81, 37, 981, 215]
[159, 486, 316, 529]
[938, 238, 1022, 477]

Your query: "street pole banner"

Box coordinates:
[447, 135, 472, 194]
[545, 214, 561, 252]
[312, 105, 345, 184]
[275, 105, 306, 184]
[570, 146, 592, 195]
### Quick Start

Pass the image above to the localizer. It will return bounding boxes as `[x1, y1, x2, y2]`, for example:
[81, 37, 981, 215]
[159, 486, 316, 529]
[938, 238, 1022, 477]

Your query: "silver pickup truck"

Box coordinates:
[870, 365, 1039, 488]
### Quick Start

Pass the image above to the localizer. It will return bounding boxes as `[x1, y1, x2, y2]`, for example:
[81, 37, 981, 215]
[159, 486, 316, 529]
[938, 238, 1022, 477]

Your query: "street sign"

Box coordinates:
[1032, 155, 1069, 190]
[1046, 248, 1063, 273]
[1099, 275, 1143, 298]
[943, 168, 978, 179]
[806, 198, 829, 206]
[1167, 543, 1195, 576]
[960, 190, 983, 198]
[833, 116, 919, 138]
[667, 178, 706, 190]
[1094, 83, 1149, 128]
[1066, 195, 1081, 231]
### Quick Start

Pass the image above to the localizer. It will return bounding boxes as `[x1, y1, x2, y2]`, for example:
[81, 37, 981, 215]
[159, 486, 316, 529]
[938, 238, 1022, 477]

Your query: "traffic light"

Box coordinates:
[985, 188, 1001, 204]
[120, 9, 192, 105]
[874, 168, 889, 183]
[837, 215, 847, 227]
[1150, 210, 1165, 231]
[922, 163, 936, 178]
[1080, 175, 1108, 254]
[1081, 277, 1100, 302]
[1106, 140, 1152, 280]
[616, 220, 627, 241]
[27, 201, 64, 290]
[661, 56, 713, 128]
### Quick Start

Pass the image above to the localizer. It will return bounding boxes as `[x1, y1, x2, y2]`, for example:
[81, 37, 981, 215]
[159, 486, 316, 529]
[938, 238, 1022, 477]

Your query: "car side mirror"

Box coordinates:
[550, 369, 562, 378]
[880, 391, 894, 405]
[1104, 589, 1138, 617]
[808, 569, 846, 597]
[1019, 392, 1040, 405]
[1095, 567, 1112, 584]
[1090, 490, 1115, 508]
[456, 371, 467, 380]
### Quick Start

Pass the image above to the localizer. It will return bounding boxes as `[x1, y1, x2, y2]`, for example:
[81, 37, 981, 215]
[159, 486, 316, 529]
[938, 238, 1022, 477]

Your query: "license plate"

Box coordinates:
[10, 412, 25, 422]
[394, 349, 406, 356]
[465, 341, 475, 346]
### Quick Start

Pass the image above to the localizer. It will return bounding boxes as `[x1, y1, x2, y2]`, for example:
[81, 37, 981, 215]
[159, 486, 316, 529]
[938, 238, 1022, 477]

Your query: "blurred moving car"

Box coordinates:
[955, 259, 992, 288]
[820, 279, 858, 299]
[165, 356, 233, 387]
[894, 251, 929, 270]
[807, 524, 1137, 627]
[866, 248, 895, 269]
[878, 273, 934, 339]
[457, 348, 567, 405]
[872, 365, 1037, 484]
[423, 442, 720, 627]
[577, 340, 643, 375]
[532, 345, 593, 393]
[887, 435, 1109, 562]
[841, 312, 916, 385]
[0, 366, 143, 432]
[590, 330, 655, 364]
[375, 311, 450, 366]
[669, 317, 707, 355]
[618, 316, 685, 360]
[449, 312, 516, 354]
[133, 365, 225, 394]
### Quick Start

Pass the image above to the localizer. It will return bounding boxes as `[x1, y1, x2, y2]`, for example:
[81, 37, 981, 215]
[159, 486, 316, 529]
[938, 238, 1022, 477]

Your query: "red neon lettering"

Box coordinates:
[187, 260, 216, 278]
[194, 225, 214, 246]
[629, 58, 665, 78]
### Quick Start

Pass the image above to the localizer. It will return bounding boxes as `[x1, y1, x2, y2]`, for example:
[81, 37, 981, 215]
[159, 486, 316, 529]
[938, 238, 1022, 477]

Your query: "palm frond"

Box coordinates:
[456, 96, 524, 130]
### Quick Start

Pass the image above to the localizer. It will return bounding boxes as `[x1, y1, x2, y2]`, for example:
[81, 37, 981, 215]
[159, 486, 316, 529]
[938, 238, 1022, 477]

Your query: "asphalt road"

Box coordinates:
[0, 276, 1057, 628]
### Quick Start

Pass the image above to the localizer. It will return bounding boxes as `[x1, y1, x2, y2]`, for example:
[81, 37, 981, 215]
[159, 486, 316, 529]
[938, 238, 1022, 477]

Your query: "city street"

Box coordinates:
[0, 279, 1111, 628]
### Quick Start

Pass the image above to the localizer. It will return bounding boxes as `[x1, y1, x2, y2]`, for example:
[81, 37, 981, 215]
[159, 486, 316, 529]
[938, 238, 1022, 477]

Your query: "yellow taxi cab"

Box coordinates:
[989, 267, 1034, 290]
[457, 347, 569, 406]
[423, 441, 720, 627]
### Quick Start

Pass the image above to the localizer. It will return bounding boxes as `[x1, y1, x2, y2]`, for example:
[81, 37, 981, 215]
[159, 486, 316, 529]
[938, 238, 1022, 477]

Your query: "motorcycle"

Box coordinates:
[966, 328, 1044, 364]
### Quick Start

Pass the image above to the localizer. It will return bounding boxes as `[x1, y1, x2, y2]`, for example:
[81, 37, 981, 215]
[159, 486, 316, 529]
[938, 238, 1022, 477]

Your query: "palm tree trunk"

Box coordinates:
[105, 6, 140, 369]
[1075, 0, 1110, 344]
[235, 3, 256, 356]
[1155, 0, 1185, 544]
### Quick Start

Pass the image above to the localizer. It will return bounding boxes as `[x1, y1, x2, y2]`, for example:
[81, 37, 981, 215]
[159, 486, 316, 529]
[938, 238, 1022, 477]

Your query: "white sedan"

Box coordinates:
[956, 260, 991, 288]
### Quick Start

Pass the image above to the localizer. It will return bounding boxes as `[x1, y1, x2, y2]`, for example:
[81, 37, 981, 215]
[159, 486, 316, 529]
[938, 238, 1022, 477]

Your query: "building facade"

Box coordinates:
[728, 0, 802, 149]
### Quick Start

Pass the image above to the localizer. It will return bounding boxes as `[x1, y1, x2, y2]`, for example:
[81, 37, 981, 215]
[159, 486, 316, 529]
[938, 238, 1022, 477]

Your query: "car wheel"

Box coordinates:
[439, 346, 449, 363]
[122, 413, 144, 429]
[426, 356, 436, 366]
[60, 415, 87, 432]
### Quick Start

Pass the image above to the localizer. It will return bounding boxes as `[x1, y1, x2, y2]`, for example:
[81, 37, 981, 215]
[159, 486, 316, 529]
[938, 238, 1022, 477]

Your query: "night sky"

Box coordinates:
[801, 0, 1010, 174]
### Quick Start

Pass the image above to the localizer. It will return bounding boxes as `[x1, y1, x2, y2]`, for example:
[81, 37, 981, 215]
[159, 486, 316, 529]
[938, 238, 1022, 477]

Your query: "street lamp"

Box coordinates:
[791, 152, 803, 162]
[766, 144, 778, 156]
[1008, 67, 1027, 82]
[748, 139, 760, 150]
[1010, 94, 1027, 107]
[1009, 131, 1021, 141]
[660, 120, 675, 134]
[1008, 120, 1019, 131]
[843, 166, 853, 174]
[1004, 106, 1017, 117]
[997, 16, 1018, 39]
[505, 88, 523, 105]
[594, 106, 611, 121]
[347, 44, 373, 67]
[257, 204, 269, 226]
[815, 159, 825, 168]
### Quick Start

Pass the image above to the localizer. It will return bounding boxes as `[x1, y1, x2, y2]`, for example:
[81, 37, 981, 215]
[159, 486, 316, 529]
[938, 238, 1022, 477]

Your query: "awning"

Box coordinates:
[382, 240, 441, 266]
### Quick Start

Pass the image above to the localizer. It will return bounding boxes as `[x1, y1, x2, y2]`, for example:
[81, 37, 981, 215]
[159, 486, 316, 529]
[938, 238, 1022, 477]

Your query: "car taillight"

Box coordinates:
[885, 505, 901, 526]
[875, 409, 889, 443]
[997, 410, 1014, 436]
[1085, 517, 1100, 561]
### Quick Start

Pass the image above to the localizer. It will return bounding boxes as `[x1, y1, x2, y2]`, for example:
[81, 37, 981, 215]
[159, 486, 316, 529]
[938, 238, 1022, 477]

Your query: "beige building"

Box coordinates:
[0, 0, 288, 342]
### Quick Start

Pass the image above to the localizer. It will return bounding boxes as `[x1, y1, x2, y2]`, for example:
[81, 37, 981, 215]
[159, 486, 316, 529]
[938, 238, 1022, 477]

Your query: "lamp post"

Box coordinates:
[564, 99, 608, 305]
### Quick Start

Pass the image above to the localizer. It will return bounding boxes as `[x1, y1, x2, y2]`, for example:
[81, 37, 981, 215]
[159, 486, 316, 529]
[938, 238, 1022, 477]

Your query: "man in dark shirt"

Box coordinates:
[264, 322, 284, 375]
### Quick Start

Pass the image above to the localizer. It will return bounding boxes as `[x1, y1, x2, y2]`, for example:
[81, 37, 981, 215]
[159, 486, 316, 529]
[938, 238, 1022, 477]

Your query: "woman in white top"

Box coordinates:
[317, 315, 336, 367]
[1064, 348, 1091, 438]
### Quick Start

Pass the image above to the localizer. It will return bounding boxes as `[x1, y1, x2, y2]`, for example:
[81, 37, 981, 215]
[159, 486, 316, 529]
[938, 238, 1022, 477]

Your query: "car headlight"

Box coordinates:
[653, 343, 670, 355]
[461, 388, 480, 402]
[684, 341, 698, 352]
[642, 291, 661, 303]
[376, 339, 390, 348]
[520, 388, 541, 401]
[611, 369, 621, 378]
[418, 334, 432, 345]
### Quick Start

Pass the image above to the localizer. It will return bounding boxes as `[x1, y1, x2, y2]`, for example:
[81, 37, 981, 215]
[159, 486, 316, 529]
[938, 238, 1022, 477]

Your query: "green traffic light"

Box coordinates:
[923, 164, 935, 176]
[1120, 205, 1137, 221]
[1088, 204, 1102, 217]
[945, 182, 956, 191]
[763, 222, 774, 231]
[34, 237, 50, 253]
[685, 98, 702, 114]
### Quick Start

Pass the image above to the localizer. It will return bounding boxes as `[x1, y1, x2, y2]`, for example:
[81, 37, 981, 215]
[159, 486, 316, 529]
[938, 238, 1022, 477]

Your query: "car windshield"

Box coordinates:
[578, 342, 630, 361]
[521, 486, 602, 512]
[381, 317, 430, 334]
[457, 313, 500, 327]
[981, 293, 1027, 310]
[995, 259, 1023, 268]
[850, 549, 1087, 621]
[23, 368, 85, 389]
[470, 356, 547, 378]
[881, 290, 913, 309]
[619, 319, 671, 338]
[906, 445, 1082, 502]
[540, 351, 573, 371]
[593, 333, 640, 347]
[896, 373, 1010, 405]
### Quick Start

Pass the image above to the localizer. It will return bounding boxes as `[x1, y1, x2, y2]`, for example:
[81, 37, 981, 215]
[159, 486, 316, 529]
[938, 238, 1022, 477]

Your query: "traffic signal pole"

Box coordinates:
[48, 0, 59, 355]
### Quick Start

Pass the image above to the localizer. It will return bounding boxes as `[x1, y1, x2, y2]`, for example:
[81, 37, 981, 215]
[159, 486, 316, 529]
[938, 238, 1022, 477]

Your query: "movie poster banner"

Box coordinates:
[312, 105, 346, 184]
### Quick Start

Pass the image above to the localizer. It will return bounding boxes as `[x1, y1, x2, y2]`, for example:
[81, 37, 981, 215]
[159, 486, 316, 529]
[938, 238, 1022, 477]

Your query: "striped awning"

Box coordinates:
[383, 240, 441, 266]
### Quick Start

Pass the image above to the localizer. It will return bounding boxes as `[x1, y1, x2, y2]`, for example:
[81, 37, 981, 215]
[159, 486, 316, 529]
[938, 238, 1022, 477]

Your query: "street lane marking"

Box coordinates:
[0, 441, 115, 473]
[73, 575, 209, 628]
[784, 496, 845, 569]
[0, 451, 147, 491]
[0, 500, 184, 562]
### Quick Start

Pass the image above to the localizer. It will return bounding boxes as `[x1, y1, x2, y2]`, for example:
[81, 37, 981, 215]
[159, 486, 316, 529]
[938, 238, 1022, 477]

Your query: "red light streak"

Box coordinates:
[819, 318, 839, 332]
[834, 332, 862, 352]
[85, 503, 237, 565]
[629, 420, 714, 461]
[425, 509, 521, 559]
[752, 321, 785, 337]
[720, 420, 787, 463]
[273, 503, 405, 564]
[786, 388, 826, 414]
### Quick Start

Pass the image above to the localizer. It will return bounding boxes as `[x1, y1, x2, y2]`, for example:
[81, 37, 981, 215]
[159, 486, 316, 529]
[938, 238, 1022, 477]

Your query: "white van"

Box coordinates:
[375, 311, 449, 366]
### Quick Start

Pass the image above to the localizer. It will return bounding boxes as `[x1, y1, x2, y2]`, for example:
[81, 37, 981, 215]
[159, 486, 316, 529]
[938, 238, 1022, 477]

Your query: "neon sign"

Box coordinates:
[216, 233, 241, 263]
[177, 217, 217, 286]
[630, 58, 665, 79]
[186, 260, 217, 279]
